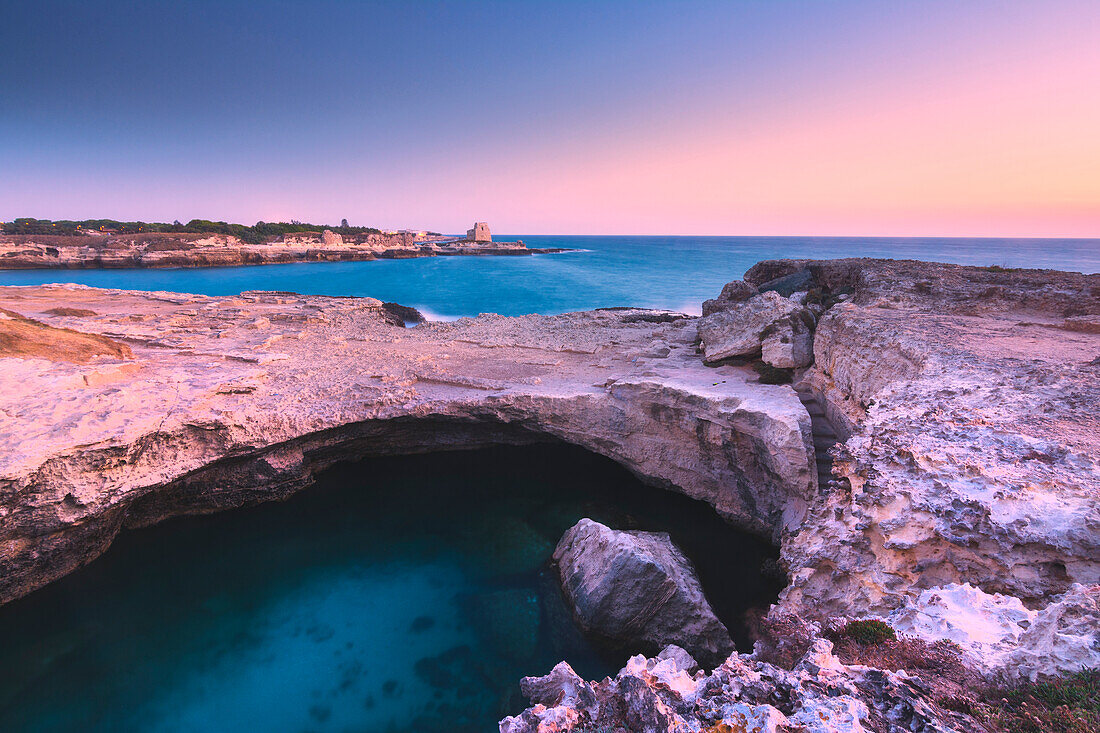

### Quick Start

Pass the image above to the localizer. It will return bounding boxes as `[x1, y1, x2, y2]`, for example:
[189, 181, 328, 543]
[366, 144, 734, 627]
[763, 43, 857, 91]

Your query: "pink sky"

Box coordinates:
[4, 1, 1099, 236]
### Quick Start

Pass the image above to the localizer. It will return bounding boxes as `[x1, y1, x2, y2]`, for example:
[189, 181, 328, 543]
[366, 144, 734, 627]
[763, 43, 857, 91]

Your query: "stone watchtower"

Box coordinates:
[466, 222, 492, 242]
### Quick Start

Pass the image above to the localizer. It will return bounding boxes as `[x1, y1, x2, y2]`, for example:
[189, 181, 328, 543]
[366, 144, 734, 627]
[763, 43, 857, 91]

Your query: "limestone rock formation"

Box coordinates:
[701, 280, 758, 316]
[0, 228, 552, 269]
[776, 261, 1099, 636]
[500, 638, 977, 733]
[761, 311, 815, 369]
[888, 582, 1100, 681]
[553, 519, 734, 667]
[0, 257, 1097, 696]
[696, 290, 804, 363]
[466, 222, 492, 242]
[0, 285, 813, 607]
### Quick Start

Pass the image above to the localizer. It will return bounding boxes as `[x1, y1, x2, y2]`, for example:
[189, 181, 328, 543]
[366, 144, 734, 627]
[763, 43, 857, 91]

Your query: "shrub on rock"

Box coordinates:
[831, 619, 897, 645]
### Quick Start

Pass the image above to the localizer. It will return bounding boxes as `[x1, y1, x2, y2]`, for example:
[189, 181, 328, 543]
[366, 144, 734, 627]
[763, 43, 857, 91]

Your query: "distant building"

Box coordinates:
[466, 222, 491, 242]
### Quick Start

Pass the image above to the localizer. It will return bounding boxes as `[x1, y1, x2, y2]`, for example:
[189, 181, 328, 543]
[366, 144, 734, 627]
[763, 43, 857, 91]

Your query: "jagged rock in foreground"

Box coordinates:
[553, 519, 735, 667]
[500, 638, 975, 733]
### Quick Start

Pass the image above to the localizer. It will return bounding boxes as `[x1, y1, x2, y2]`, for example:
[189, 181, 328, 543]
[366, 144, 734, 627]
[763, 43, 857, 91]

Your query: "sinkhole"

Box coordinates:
[0, 443, 784, 733]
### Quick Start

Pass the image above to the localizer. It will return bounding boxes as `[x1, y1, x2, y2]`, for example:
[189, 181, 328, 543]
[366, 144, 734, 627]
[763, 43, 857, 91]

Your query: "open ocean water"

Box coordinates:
[1, 235, 1097, 318]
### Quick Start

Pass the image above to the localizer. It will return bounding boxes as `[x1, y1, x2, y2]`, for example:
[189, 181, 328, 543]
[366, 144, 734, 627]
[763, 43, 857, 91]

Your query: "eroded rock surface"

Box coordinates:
[770, 261, 1099, 665]
[694, 259, 1100, 685]
[553, 518, 735, 667]
[0, 284, 813, 606]
[697, 291, 805, 362]
[500, 639, 977, 733]
[0, 257, 1097, 720]
[888, 582, 1100, 681]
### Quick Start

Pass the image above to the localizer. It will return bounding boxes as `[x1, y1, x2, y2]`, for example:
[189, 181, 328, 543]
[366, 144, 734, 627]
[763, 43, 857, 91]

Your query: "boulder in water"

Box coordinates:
[552, 518, 734, 668]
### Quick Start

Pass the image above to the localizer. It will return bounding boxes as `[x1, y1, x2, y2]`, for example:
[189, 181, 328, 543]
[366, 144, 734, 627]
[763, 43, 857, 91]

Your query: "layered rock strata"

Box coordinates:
[553, 518, 735, 667]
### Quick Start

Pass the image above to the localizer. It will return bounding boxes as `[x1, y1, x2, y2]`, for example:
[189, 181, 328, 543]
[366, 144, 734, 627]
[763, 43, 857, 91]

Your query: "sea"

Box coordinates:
[0, 235, 1097, 732]
[0, 235, 1097, 319]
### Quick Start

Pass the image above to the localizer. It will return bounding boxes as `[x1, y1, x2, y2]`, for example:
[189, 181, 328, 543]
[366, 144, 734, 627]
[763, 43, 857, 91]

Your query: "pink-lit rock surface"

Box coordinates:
[0, 284, 813, 608]
[0, 258, 1097, 729]
[0, 230, 557, 269]
[500, 638, 975, 733]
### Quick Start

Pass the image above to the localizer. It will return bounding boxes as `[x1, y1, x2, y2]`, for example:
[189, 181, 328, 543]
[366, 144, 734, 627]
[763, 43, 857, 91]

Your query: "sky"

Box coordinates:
[2, 0, 1099, 237]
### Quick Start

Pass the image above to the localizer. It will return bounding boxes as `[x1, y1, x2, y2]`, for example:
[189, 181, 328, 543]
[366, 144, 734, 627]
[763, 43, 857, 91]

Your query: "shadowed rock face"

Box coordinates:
[553, 519, 735, 668]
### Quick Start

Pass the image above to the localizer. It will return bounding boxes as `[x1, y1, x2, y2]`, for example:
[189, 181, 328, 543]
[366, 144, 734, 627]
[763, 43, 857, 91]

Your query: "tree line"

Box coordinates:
[1, 218, 382, 244]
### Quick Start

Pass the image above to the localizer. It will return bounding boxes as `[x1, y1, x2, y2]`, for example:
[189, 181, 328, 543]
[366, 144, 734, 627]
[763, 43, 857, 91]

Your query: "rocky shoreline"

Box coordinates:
[0, 230, 569, 269]
[0, 257, 1097, 731]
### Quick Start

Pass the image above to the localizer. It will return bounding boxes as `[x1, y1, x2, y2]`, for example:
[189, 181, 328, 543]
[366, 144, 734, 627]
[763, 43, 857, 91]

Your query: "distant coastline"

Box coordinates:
[0, 218, 569, 270]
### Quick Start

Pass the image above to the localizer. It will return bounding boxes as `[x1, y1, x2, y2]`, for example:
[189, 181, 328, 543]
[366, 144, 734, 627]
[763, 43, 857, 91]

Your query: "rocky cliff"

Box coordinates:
[0, 258, 1097, 730]
[0, 285, 813, 608]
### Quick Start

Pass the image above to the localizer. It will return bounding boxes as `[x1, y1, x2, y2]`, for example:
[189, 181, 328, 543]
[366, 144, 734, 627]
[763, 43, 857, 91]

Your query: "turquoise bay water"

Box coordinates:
[1, 235, 1097, 318]
[0, 445, 783, 733]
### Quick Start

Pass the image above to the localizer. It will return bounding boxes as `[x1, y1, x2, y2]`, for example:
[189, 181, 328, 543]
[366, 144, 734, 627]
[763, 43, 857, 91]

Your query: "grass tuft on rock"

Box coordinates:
[830, 619, 896, 645]
[981, 669, 1100, 733]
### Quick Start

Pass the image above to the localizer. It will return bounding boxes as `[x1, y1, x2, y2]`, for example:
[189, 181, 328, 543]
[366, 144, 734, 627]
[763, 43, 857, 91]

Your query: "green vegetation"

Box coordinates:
[830, 618, 897, 645]
[967, 669, 1100, 733]
[1, 218, 381, 244]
